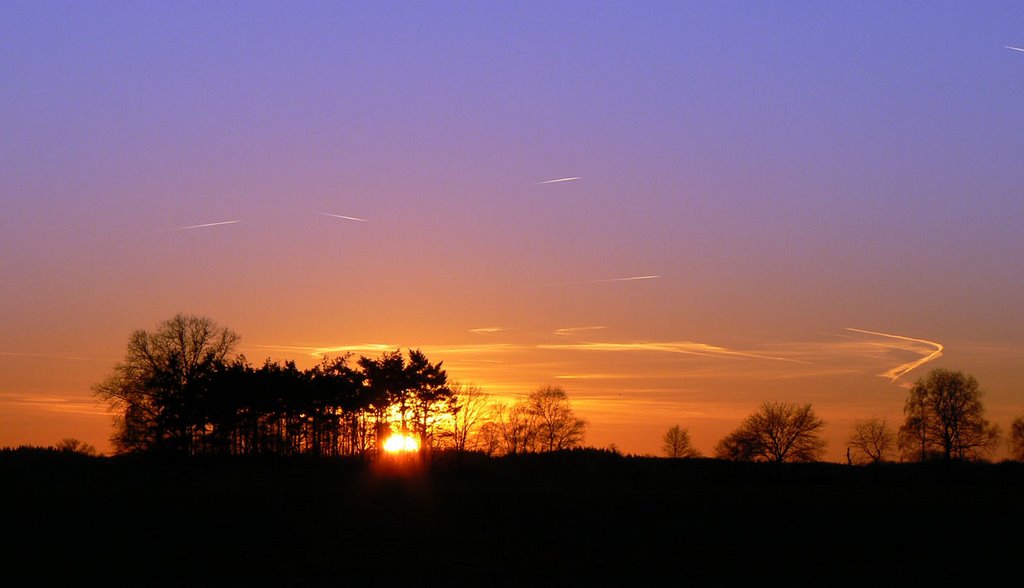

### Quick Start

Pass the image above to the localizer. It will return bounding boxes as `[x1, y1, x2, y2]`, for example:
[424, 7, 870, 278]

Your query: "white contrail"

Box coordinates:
[536, 176, 581, 185]
[1005, 45, 1024, 52]
[846, 327, 944, 382]
[550, 275, 660, 286]
[167, 220, 242, 231]
[317, 212, 369, 222]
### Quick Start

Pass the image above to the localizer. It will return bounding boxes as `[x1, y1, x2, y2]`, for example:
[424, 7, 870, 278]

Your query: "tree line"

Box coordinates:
[94, 314, 587, 457]
[663, 367, 1021, 463]
[91, 314, 1024, 462]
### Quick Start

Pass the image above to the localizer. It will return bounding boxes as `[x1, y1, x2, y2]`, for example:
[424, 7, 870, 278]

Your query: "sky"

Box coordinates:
[2, 1, 1023, 459]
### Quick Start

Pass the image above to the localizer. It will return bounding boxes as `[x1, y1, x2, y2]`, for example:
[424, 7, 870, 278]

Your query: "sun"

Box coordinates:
[383, 433, 420, 454]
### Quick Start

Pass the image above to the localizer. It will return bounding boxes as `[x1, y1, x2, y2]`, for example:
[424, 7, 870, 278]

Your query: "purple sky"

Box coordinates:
[2, 1, 1023, 457]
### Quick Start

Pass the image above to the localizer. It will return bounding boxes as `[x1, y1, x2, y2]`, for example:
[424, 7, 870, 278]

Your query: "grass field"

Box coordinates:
[4, 449, 1021, 586]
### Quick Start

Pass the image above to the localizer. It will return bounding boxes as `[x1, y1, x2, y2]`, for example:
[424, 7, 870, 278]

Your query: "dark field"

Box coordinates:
[4, 450, 1022, 586]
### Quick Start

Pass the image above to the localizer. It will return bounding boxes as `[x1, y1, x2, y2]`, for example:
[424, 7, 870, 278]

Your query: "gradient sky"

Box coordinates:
[3, 1, 1023, 459]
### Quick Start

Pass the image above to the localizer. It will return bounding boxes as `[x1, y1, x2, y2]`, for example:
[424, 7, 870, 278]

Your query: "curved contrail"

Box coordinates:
[846, 328, 944, 382]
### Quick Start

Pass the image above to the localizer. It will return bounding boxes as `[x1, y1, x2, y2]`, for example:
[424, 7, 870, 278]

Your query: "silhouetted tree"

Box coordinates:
[444, 382, 491, 452]
[1010, 416, 1024, 461]
[528, 386, 587, 451]
[897, 369, 1000, 462]
[94, 314, 239, 454]
[485, 387, 587, 455]
[358, 350, 410, 452]
[54, 438, 97, 456]
[94, 320, 467, 458]
[899, 382, 933, 462]
[406, 349, 453, 450]
[847, 417, 895, 464]
[714, 402, 826, 463]
[662, 425, 701, 458]
[491, 401, 539, 454]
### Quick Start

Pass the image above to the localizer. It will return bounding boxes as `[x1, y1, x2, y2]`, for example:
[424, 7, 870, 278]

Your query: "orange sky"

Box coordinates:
[3, 3, 1024, 460]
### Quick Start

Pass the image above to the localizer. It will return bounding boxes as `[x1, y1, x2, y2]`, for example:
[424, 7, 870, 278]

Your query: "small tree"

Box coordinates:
[54, 438, 97, 456]
[662, 425, 701, 458]
[1009, 416, 1024, 461]
[491, 401, 538, 454]
[847, 417, 895, 464]
[714, 402, 826, 463]
[445, 382, 491, 452]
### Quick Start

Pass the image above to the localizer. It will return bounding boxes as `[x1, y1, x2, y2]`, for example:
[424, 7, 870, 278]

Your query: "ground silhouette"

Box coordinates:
[4, 448, 1021, 585]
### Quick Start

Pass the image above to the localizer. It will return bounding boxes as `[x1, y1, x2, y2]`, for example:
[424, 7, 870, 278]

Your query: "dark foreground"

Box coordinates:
[4, 450, 1022, 586]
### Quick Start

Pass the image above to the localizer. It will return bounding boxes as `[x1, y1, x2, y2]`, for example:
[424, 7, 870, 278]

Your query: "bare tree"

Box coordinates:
[714, 402, 826, 463]
[662, 425, 701, 458]
[847, 417, 895, 464]
[1009, 416, 1024, 461]
[528, 386, 586, 451]
[445, 382, 491, 452]
[483, 386, 587, 455]
[897, 369, 1000, 462]
[491, 401, 538, 454]
[54, 438, 97, 456]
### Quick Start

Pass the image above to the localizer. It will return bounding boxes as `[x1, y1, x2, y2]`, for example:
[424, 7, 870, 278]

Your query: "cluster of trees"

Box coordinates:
[1, 438, 98, 456]
[94, 314, 588, 457]
[477, 386, 588, 455]
[664, 368, 1015, 464]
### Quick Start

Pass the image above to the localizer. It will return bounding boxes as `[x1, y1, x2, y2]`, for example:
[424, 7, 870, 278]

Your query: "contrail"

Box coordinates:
[536, 176, 581, 185]
[846, 327, 944, 382]
[1005, 45, 1024, 52]
[317, 212, 369, 222]
[550, 275, 660, 286]
[167, 220, 242, 231]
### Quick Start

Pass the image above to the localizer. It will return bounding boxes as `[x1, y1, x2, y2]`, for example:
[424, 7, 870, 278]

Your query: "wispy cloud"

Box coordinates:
[0, 351, 108, 362]
[554, 373, 632, 380]
[165, 220, 242, 232]
[536, 176, 581, 185]
[316, 212, 369, 222]
[251, 342, 524, 359]
[548, 275, 660, 286]
[469, 327, 504, 334]
[0, 393, 109, 416]
[1005, 45, 1024, 52]
[845, 328, 944, 382]
[538, 341, 807, 363]
[250, 343, 395, 357]
[554, 326, 607, 336]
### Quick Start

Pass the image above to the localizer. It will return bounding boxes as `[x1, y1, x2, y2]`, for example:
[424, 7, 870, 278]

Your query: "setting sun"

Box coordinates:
[383, 434, 419, 454]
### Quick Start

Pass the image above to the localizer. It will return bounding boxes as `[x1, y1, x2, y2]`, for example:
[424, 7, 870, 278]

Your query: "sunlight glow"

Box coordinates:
[383, 434, 420, 453]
